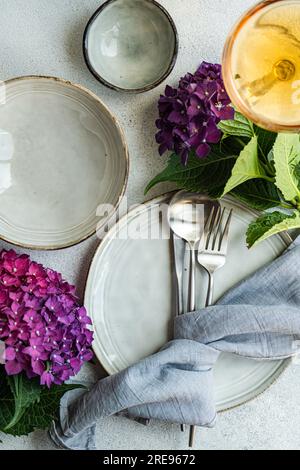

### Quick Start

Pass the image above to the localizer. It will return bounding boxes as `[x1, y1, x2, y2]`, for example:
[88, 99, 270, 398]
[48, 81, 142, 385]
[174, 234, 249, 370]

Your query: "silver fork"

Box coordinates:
[198, 206, 233, 307]
[188, 205, 233, 448]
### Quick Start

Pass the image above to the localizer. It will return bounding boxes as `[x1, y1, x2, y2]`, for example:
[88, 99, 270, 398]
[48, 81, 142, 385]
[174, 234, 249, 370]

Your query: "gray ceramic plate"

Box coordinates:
[83, 0, 178, 92]
[0, 76, 129, 249]
[85, 194, 292, 412]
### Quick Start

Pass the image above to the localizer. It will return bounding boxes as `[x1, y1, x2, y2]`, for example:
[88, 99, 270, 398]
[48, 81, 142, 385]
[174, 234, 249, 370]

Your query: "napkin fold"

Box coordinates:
[49, 236, 300, 450]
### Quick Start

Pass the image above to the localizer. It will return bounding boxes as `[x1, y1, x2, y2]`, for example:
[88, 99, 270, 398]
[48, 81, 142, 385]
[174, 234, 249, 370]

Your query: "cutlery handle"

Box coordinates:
[189, 271, 214, 448]
[172, 235, 188, 433]
[172, 234, 186, 317]
[189, 247, 196, 312]
[187, 247, 196, 444]
[205, 272, 214, 307]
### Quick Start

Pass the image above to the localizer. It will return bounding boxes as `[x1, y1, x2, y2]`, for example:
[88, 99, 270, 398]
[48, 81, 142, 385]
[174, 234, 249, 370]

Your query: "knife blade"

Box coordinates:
[171, 232, 189, 433]
[172, 232, 187, 317]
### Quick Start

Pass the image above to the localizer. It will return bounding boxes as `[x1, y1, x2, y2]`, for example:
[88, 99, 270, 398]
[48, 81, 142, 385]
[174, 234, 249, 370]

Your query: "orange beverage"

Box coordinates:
[223, 0, 300, 132]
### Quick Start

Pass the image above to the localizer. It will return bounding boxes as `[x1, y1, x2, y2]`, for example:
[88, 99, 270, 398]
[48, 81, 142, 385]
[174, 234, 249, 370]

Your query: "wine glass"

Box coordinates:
[222, 0, 300, 132]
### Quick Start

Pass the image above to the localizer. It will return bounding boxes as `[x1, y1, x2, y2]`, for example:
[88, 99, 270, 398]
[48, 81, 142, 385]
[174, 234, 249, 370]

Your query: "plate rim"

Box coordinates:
[0, 75, 129, 251]
[85, 191, 293, 411]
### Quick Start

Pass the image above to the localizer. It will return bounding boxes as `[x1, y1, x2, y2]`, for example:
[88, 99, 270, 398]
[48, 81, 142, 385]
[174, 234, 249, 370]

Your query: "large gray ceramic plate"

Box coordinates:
[0, 76, 128, 249]
[85, 194, 291, 411]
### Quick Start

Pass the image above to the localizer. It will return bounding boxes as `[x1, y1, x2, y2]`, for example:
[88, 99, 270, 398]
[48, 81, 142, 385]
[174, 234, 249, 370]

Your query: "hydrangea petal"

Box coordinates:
[155, 61, 232, 164]
[0, 249, 93, 387]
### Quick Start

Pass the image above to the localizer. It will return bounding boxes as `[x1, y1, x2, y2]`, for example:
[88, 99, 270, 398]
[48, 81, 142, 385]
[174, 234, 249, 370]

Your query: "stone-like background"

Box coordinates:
[0, 0, 299, 450]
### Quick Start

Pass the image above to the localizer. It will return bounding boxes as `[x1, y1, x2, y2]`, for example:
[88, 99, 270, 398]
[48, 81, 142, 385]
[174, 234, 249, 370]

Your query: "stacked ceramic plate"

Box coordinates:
[0, 76, 129, 249]
[85, 194, 292, 412]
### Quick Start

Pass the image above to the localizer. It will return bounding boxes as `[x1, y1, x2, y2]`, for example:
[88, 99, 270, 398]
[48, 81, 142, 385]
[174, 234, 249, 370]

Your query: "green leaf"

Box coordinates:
[0, 367, 85, 436]
[246, 211, 300, 247]
[254, 125, 277, 163]
[4, 374, 41, 431]
[0, 367, 14, 431]
[145, 137, 241, 197]
[218, 111, 255, 138]
[222, 136, 269, 196]
[273, 133, 300, 201]
[294, 161, 300, 189]
[219, 111, 276, 162]
[232, 179, 282, 211]
[5, 382, 84, 437]
[217, 135, 247, 156]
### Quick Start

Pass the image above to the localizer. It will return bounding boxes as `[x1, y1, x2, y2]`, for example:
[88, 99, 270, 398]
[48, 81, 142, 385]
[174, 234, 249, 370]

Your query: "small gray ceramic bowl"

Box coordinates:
[83, 0, 178, 93]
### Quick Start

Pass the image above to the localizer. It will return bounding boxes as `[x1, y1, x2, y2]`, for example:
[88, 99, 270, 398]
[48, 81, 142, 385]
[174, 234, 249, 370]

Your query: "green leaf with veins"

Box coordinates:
[219, 114, 277, 164]
[246, 211, 300, 247]
[222, 136, 270, 196]
[0, 367, 85, 436]
[4, 374, 41, 431]
[145, 137, 242, 196]
[231, 179, 282, 211]
[0, 367, 14, 431]
[5, 382, 84, 437]
[254, 125, 277, 164]
[273, 133, 300, 201]
[294, 162, 300, 189]
[218, 111, 255, 139]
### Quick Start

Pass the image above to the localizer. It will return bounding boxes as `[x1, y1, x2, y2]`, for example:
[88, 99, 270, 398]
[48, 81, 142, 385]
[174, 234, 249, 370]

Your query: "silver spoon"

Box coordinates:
[168, 190, 220, 445]
[168, 191, 220, 313]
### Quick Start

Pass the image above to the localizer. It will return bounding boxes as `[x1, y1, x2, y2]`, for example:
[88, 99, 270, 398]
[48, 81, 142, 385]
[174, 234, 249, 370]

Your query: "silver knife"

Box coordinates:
[172, 232, 185, 317]
[172, 232, 189, 432]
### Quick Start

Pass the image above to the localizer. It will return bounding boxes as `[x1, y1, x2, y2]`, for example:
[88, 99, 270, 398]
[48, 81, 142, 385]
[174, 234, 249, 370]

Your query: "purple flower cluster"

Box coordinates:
[156, 61, 234, 164]
[0, 250, 93, 387]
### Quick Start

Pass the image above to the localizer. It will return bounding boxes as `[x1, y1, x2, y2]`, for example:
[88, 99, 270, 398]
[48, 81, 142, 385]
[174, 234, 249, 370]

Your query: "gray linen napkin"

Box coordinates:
[49, 236, 300, 450]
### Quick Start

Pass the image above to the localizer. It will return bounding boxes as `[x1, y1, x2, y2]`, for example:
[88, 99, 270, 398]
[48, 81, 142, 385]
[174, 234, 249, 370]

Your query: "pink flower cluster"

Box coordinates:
[0, 250, 93, 387]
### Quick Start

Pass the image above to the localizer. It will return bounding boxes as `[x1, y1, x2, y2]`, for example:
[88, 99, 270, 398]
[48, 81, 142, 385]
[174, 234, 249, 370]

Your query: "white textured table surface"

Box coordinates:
[0, 0, 299, 451]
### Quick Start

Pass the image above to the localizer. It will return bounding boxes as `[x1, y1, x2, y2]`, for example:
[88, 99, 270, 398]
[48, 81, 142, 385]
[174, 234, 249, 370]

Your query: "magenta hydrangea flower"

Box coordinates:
[0, 249, 93, 387]
[156, 61, 234, 164]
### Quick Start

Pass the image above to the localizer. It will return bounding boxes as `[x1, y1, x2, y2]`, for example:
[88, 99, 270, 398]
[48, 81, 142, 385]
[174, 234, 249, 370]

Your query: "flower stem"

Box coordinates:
[288, 199, 300, 211]
[279, 202, 294, 210]
[262, 175, 275, 183]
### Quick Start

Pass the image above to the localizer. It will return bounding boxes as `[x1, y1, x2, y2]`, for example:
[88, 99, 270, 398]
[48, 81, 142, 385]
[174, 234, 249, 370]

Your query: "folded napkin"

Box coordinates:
[50, 236, 300, 450]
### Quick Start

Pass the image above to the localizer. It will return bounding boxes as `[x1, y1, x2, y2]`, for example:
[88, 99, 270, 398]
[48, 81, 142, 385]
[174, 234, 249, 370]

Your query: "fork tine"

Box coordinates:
[205, 206, 220, 250]
[205, 206, 216, 234]
[219, 209, 233, 253]
[211, 207, 226, 251]
[199, 205, 215, 251]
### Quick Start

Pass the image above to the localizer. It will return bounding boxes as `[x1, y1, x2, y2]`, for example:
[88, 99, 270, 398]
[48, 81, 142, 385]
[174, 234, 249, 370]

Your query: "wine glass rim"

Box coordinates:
[222, 0, 300, 132]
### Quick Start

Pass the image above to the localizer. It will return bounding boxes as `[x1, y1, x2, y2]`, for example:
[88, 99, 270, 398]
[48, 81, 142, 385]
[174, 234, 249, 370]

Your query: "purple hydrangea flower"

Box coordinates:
[0, 249, 93, 387]
[156, 61, 234, 164]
